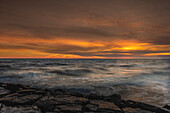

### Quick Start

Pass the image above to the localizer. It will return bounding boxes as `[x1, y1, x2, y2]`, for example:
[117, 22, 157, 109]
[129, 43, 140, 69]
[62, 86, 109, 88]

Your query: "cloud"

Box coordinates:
[0, 23, 114, 40]
[0, 0, 170, 58]
[149, 36, 170, 45]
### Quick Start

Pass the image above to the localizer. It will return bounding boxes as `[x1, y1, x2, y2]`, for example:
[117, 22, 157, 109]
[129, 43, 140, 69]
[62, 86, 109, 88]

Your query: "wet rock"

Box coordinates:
[54, 89, 65, 95]
[34, 94, 88, 112]
[123, 108, 153, 113]
[106, 94, 124, 113]
[37, 95, 88, 105]
[53, 95, 88, 105]
[0, 83, 25, 93]
[91, 100, 120, 111]
[0, 82, 169, 113]
[97, 108, 121, 113]
[122, 100, 169, 113]
[0, 92, 43, 106]
[0, 103, 3, 110]
[35, 101, 56, 113]
[163, 104, 170, 110]
[34, 95, 61, 112]
[82, 103, 98, 112]
[0, 87, 9, 97]
[87, 94, 105, 100]
[0, 104, 41, 113]
[56, 104, 82, 113]
[65, 91, 84, 98]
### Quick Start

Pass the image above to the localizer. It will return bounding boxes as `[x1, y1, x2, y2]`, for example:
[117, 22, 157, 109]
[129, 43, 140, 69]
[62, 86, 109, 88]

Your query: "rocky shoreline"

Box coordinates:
[0, 82, 169, 113]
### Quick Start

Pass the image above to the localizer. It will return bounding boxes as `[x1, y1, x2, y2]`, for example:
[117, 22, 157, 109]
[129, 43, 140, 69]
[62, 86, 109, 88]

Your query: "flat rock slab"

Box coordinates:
[0, 87, 9, 95]
[91, 100, 120, 110]
[0, 104, 41, 113]
[163, 104, 170, 110]
[0, 93, 42, 105]
[0, 89, 44, 106]
[123, 108, 153, 113]
[55, 104, 82, 112]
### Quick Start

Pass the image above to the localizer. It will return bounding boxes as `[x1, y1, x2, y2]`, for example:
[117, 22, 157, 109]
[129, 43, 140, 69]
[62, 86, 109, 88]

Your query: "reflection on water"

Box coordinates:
[0, 59, 169, 106]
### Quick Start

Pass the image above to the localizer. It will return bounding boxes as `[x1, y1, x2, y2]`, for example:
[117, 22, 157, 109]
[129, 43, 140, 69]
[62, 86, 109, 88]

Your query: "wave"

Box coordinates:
[0, 75, 23, 79]
[94, 67, 108, 71]
[118, 64, 136, 67]
[0, 65, 13, 71]
[0, 65, 12, 68]
[108, 64, 136, 67]
[44, 62, 69, 66]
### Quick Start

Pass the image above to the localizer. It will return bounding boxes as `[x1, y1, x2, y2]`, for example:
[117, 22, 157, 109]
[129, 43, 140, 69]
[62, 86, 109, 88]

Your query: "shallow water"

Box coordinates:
[0, 59, 169, 106]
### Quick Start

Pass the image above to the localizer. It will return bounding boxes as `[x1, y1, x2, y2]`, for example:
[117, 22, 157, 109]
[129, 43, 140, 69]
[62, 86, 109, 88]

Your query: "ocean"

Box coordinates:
[0, 59, 169, 106]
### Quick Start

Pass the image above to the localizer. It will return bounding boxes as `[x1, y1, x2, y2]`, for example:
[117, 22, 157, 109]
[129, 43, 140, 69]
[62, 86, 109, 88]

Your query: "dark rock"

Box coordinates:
[122, 100, 169, 113]
[91, 100, 120, 111]
[0, 88, 44, 106]
[123, 107, 153, 113]
[0, 82, 169, 113]
[0, 83, 25, 93]
[0, 87, 10, 98]
[36, 101, 56, 113]
[106, 94, 124, 113]
[56, 104, 82, 113]
[34, 94, 88, 112]
[0, 103, 3, 111]
[0, 103, 41, 113]
[163, 104, 170, 110]
[87, 94, 105, 100]
[97, 108, 121, 113]
[66, 91, 84, 98]
[0, 93, 42, 106]
[82, 103, 98, 112]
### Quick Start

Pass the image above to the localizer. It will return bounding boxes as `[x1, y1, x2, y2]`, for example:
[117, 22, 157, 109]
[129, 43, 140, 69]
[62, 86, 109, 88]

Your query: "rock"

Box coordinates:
[32, 105, 38, 110]
[56, 104, 82, 112]
[0, 87, 9, 95]
[35, 94, 89, 112]
[106, 94, 124, 113]
[0, 87, 9, 98]
[97, 108, 121, 113]
[123, 108, 153, 113]
[82, 103, 98, 112]
[0, 82, 169, 113]
[163, 104, 170, 110]
[66, 91, 84, 98]
[53, 89, 65, 95]
[0, 83, 25, 93]
[91, 100, 120, 111]
[122, 100, 170, 113]
[36, 94, 88, 105]
[0, 104, 41, 113]
[0, 103, 3, 110]
[35, 101, 56, 113]
[87, 94, 105, 100]
[0, 92, 43, 106]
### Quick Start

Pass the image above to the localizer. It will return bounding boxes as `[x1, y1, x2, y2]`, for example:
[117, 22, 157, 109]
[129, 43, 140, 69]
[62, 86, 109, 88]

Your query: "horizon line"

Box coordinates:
[0, 58, 170, 60]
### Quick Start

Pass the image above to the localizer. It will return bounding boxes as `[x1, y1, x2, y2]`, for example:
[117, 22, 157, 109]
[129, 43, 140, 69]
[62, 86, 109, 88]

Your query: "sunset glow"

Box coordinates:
[0, 38, 169, 58]
[0, 0, 170, 59]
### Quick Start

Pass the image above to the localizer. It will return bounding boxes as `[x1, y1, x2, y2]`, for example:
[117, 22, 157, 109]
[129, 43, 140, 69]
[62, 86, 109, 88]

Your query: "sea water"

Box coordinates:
[0, 59, 169, 106]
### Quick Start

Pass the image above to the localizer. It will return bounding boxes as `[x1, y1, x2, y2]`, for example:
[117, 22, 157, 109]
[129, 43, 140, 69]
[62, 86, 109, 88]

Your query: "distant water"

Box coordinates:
[0, 59, 169, 106]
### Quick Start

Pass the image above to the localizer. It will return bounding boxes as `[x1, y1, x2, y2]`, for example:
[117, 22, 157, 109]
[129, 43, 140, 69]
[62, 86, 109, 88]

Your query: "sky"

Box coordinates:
[0, 0, 170, 59]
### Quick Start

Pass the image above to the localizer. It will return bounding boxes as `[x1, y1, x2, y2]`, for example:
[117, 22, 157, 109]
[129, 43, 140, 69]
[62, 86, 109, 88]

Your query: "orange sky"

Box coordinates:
[0, 0, 170, 59]
[0, 36, 169, 59]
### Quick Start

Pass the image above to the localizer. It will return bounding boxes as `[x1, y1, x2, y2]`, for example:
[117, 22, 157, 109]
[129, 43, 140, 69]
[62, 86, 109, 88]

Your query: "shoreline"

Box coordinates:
[0, 82, 169, 113]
